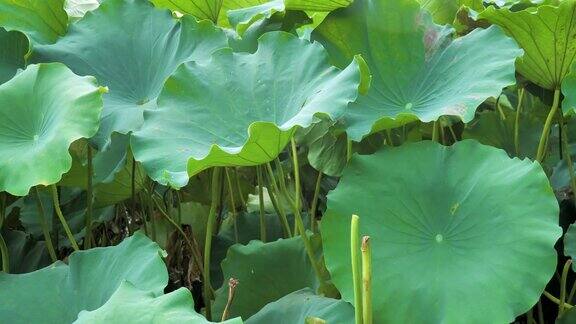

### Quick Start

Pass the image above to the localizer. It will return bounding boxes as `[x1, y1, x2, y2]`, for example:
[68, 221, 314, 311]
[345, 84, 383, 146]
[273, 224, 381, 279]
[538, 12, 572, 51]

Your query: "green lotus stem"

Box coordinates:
[560, 114, 576, 206]
[264, 163, 292, 237]
[147, 193, 157, 241]
[432, 121, 439, 142]
[204, 167, 222, 321]
[151, 195, 205, 279]
[536, 89, 561, 162]
[514, 88, 525, 156]
[568, 280, 576, 304]
[537, 300, 544, 324]
[0, 232, 8, 273]
[439, 122, 446, 144]
[347, 139, 353, 161]
[256, 165, 267, 242]
[131, 156, 137, 222]
[526, 309, 534, 324]
[50, 185, 80, 251]
[35, 188, 57, 262]
[233, 168, 246, 207]
[310, 172, 322, 233]
[290, 138, 301, 210]
[224, 168, 239, 243]
[543, 290, 574, 309]
[385, 129, 394, 146]
[350, 214, 363, 324]
[560, 259, 573, 316]
[175, 190, 182, 225]
[85, 144, 94, 249]
[274, 157, 290, 201]
[496, 97, 506, 120]
[361, 236, 372, 324]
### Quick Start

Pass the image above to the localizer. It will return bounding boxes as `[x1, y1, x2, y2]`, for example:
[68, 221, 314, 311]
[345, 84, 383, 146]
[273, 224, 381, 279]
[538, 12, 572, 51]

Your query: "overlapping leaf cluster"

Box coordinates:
[0, 0, 575, 323]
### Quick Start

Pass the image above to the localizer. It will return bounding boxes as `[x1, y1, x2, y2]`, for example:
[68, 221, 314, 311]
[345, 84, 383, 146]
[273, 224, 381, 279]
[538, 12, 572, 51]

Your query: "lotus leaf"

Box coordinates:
[212, 236, 320, 320]
[0, 0, 68, 45]
[480, 0, 576, 90]
[312, 0, 522, 140]
[75, 281, 243, 323]
[0, 232, 168, 323]
[322, 140, 561, 323]
[33, 0, 228, 149]
[0, 28, 27, 84]
[0, 63, 104, 196]
[132, 31, 365, 188]
[246, 288, 354, 324]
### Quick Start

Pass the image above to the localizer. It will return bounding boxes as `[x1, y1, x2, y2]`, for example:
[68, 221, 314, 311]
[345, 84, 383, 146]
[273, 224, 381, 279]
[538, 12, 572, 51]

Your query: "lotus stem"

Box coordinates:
[224, 168, 239, 243]
[559, 114, 576, 206]
[274, 157, 290, 203]
[543, 290, 574, 309]
[152, 195, 205, 280]
[362, 236, 372, 324]
[496, 97, 506, 120]
[514, 88, 525, 156]
[432, 121, 439, 142]
[0, 233, 8, 273]
[385, 129, 394, 146]
[204, 167, 222, 321]
[310, 172, 322, 233]
[536, 89, 561, 162]
[569, 280, 576, 304]
[290, 138, 302, 213]
[84, 144, 94, 249]
[35, 188, 57, 261]
[347, 139, 353, 161]
[351, 214, 363, 324]
[264, 163, 292, 237]
[50, 185, 80, 251]
[560, 259, 573, 316]
[537, 300, 544, 324]
[256, 165, 267, 242]
[233, 168, 246, 207]
[221, 278, 239, 321]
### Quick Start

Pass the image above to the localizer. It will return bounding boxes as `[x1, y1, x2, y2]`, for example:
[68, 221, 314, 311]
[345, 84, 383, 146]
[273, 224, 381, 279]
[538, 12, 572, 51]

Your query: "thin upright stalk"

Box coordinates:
[560, 114, 576, 205]
[131, 156, 137, 220]
[310, 172, 322, 233]
[432, 121, 439, 142]
[351, 215, 363, 324]
[204, 167, 222, 321]
[347, 139, 353, 161]
[385, 129, 394, 146]
[544, 291, 574, 309]
[50, 185, 79, 251]
[256, 166, 267, 242]
[152, 196, 205, 279]
[35, 188, 57, 261]
[536, 89, 561, 162]
[264, 163, 292, 237]
[560, 259, 573, 317]
[85, 145, 94, 249]
[362, 236, 372, 324]
[221, 278, 239, 322]
[496, 97, 506, 120]
[290, 139, 301, 218]
[514, 88, 525, 156]
[0, 233, 8, 273]
[224, 168, 239, 243]
[274, 157, 289, 201]
[233, 168, 246, 207]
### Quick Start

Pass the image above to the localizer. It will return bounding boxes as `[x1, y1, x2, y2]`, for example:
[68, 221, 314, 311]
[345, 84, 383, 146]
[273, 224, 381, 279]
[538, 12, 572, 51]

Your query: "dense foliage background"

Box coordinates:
[0, 0, 576, 323]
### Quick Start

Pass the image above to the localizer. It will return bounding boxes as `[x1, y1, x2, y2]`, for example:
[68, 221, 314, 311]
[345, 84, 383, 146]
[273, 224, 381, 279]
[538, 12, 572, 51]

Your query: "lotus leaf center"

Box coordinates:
[435, 234, 443, 243]
[405, 102, 413, 110]
[33, 135, 39, 141]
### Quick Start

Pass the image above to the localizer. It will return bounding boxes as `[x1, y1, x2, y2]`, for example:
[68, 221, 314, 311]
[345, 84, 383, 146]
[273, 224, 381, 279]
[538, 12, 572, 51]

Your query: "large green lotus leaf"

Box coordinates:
[151, 0, 223, 22]
[322, 140, 561, 323]
[417, 0, 483, 25]
[0, 63, 104, 196]
[480, 1, 576, 90]
[0, 232, 168, 323]
[0, 28, 27, 84]
[564, 223, 576, 271]
[32, 0, 228, 149]
[312, 0, 522, 141]
[212, 236, 320, 320]
[75, 282, 243, 323]
[0, 0, 68, 45]
[132, 31, 364, 188]
[563, 65, 576, 115]
[296, 119, 347, 176]
[246, 288, 354, 324]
